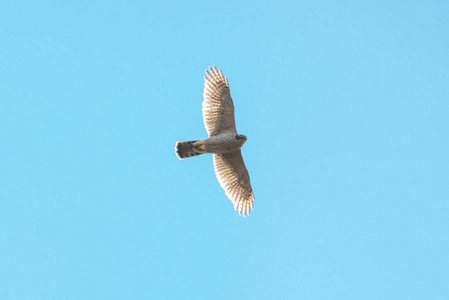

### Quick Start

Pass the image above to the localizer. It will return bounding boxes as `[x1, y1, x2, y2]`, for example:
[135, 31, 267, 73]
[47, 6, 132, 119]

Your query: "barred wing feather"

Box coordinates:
[202, 66, 237, 137]
[213, 151, 254, 216]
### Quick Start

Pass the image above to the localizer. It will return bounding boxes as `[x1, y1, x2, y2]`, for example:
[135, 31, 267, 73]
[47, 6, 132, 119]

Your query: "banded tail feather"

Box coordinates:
[175, 140, 203, 159]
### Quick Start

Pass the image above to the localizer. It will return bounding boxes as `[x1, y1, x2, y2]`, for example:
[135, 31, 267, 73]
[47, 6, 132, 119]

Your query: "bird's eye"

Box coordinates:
[235, 135, 240, 140]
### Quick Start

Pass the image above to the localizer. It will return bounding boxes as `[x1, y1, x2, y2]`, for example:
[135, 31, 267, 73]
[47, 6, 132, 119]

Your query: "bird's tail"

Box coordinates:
[175, 140, 203, 159]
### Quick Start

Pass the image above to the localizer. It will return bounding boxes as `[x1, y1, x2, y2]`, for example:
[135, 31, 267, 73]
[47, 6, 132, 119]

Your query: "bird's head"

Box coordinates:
[235, 134, 247, 146]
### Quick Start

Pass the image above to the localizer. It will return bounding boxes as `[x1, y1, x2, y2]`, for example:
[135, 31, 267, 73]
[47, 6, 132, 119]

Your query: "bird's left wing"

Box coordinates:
[213, 150, 254, 216]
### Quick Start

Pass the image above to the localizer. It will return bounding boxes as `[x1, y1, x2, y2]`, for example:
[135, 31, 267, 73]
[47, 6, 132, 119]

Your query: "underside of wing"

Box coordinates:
[202, 66, 237, 137]
[213, 151, 254, 217]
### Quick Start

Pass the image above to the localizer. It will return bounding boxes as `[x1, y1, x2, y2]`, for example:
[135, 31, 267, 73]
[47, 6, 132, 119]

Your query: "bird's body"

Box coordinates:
[200, 133, 247, 153]
[175, 66, 254, 216]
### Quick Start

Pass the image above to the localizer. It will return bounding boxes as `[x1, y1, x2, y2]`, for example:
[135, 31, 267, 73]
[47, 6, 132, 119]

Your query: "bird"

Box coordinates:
[175, 66, 254, 216]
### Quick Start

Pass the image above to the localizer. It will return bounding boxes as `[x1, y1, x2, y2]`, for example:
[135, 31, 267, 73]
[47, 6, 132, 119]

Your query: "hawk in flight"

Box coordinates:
[175, 66, 254, 216]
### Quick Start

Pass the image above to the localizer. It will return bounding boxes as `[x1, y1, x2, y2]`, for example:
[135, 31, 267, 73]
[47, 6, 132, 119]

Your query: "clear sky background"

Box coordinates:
[1, 1, 448, 299]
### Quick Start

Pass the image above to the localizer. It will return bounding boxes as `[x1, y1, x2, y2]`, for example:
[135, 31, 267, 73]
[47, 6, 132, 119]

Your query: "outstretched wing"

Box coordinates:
[213, 151, 254, 217]
[202, 66, 237, 137]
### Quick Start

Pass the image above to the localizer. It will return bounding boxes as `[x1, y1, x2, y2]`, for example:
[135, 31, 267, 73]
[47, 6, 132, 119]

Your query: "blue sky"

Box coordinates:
[1, 1, 448, 299]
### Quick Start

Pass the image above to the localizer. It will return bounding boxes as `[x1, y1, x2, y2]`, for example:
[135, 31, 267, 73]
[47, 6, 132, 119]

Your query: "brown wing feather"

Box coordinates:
[202, 66, 237, 137]
[213, 151, 254, 216]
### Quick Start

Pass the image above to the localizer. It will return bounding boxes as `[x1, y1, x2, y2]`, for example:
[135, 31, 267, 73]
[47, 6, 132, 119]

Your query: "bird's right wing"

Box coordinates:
[202, 66, 237, 137]
[213, 150, 254, 216]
